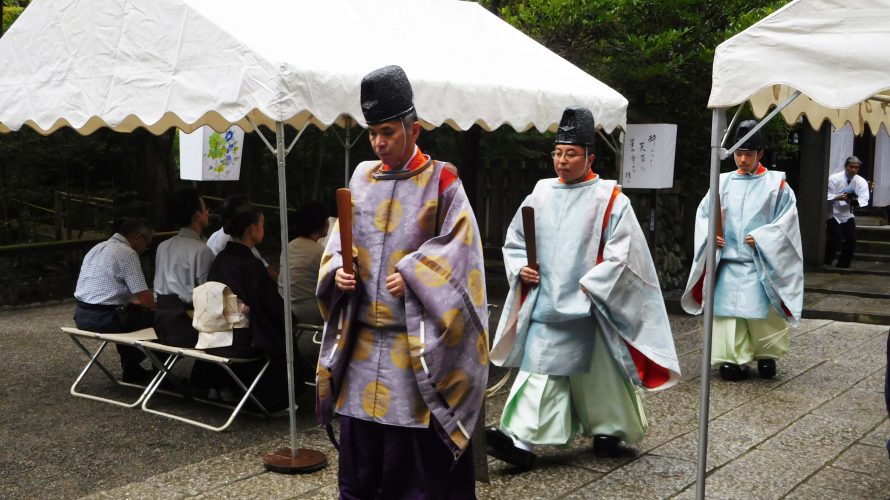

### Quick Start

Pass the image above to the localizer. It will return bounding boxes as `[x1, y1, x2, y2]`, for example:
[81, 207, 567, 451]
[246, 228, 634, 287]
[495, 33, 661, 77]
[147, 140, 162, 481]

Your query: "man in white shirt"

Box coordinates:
[153, 188, 214, 346]
[826, 155, 870, 268]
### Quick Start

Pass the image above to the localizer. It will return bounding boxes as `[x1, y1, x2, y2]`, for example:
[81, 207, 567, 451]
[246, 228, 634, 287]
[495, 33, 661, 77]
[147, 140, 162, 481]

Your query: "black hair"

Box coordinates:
[169, 187, 203, 227]
[292, 201, 328, 238]
[219, 194, 250, 228]
[118, 218, 153, 238]
[224, 206, 261, 240]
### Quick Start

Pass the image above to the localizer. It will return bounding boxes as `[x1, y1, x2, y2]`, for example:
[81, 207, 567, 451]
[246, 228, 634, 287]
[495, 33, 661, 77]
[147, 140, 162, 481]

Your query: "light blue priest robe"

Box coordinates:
[682, 167, 803, 322]
[490, 176, 680, 389]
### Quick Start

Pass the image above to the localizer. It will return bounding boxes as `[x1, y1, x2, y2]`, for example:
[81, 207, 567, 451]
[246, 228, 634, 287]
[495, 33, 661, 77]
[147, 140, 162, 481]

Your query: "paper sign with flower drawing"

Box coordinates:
[179, 126, 245, 181]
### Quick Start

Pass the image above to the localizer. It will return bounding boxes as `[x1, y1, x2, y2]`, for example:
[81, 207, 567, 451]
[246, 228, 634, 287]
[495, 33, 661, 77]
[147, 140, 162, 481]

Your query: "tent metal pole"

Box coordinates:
[275, 121, 300, 458]
[695, 108, 726, 500]
[723, 90, 802, 158]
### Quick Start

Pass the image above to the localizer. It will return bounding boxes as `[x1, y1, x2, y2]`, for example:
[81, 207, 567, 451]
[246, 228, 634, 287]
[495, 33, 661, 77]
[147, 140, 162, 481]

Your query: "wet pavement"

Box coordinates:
[0, 302, 887, 499]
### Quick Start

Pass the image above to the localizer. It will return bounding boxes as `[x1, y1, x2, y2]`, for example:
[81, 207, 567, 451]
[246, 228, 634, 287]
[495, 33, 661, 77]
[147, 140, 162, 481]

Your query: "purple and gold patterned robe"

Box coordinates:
[316, 148, 489, 459]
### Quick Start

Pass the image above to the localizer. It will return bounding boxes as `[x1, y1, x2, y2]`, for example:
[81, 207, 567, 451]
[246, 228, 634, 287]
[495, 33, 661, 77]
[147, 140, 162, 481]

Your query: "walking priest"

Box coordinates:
[486, 106, 680, 469]
[681, 120, 803, 381]
[315, 65, 489, 498]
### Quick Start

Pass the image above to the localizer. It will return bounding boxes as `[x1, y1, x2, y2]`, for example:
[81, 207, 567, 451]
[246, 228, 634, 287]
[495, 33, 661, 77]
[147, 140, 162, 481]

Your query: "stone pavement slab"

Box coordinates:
[4, 303, 888, 499]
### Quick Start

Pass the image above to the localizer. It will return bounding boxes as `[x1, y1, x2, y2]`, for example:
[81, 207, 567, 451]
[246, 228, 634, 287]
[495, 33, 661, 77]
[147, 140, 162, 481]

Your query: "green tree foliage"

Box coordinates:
[479, 0, 791, 288]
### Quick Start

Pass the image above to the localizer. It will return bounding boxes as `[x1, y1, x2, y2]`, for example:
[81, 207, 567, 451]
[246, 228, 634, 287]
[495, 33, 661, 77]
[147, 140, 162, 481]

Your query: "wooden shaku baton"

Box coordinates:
[336, 188, 354, 276]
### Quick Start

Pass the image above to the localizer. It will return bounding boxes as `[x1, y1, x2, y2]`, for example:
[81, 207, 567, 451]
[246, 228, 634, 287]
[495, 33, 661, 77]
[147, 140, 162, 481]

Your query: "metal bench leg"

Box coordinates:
[142, 357, 271, 432]
[68, 335, 161, 408]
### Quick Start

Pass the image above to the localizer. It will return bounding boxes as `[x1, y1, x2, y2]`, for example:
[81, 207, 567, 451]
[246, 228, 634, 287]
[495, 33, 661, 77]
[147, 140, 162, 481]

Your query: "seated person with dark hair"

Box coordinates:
[207, 194, 275, 278]
[74, 218, 156, 384]
[153, 187, 214, 347]
[279, 201, 329, 326]
[203, 206, 303, 411]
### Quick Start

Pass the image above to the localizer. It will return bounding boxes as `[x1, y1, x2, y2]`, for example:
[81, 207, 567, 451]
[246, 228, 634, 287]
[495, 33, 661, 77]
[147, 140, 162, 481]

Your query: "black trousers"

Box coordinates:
[74, 303, 154, 373]
[338, 416, 476, 500]
[825, 218, 857, 268]
[154, 294, 198, 347]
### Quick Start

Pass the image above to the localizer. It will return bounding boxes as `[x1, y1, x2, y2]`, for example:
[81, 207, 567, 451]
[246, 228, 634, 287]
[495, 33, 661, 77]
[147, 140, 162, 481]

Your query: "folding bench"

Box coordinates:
[136, 339, 272, 432]
[293, 323, 323, 387]
[61, 326, 162, 408]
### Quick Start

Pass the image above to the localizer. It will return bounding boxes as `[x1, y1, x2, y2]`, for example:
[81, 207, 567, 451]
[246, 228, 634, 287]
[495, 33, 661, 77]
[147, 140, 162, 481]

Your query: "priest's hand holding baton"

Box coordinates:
[519, 206, 540, 286]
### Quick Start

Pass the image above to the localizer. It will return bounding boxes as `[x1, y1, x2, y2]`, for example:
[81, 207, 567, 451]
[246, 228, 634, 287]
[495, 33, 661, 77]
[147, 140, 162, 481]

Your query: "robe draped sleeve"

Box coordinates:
[314, 172, 364, 428]
[749, 181, 804, 322]
[579, 196, 681, 391]
[489, 196, 540, 368]
[396, 177, 489, 459]
[681, 184, 723, 316]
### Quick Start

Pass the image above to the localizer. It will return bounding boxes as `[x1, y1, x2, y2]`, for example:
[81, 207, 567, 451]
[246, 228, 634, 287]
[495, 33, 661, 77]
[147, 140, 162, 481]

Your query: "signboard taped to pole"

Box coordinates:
[620, 124, 676, 189]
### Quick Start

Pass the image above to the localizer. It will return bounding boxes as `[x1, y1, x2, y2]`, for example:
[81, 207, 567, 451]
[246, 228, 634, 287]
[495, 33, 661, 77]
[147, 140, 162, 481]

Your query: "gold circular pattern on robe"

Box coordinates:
[389, 332, 411, 370]
[414, 255, 452, 288]
[351, 327, 375, 362]
[411, 167, 433, 187]
[439, 308, 465, 348]
[449, 428, 469, 450]
[413, 397, 431, 426]
[417, 199, 438, 235]
[373, 199, 403, 233]
[335, 380, 349, 410]
[458, 210, 474, 245]
[355, 245, 371, 284]
[316, 366, 331, 400]
[476, 331, 489, 365]
[437, 369, 470, 408]
[361, 381, 391, 418]
[364, 301, 394, 325]
[468, 269, 484, 306]
[388, 249, 410, 276]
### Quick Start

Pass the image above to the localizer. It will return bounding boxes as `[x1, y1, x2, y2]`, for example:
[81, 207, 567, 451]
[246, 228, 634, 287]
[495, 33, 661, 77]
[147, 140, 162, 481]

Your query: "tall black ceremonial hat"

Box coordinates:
[735, 119, 764, 150]
[360, 65, 416, 125]
[554, 106, 596, 147]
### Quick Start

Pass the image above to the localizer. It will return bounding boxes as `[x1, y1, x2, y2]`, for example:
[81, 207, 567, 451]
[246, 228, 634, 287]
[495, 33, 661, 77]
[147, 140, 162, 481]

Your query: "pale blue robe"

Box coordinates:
[490, 176, 680, 445]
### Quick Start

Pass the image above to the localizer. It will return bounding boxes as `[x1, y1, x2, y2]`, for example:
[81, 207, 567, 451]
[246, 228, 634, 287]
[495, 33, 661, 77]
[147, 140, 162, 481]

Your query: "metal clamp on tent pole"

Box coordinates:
[719, 90, 802, 160]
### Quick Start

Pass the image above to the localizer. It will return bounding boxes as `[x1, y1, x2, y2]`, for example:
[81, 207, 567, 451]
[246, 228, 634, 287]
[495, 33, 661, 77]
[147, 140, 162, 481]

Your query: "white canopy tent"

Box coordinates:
[696, 0, 890, 496]
[0, 0, 628, 469]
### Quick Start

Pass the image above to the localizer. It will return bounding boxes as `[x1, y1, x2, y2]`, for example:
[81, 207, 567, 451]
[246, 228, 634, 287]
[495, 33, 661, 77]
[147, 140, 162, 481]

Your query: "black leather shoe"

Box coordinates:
[757, 359, 777, 379]
[485, 427, 535, 470]
[593, 435, 637, 458]
[718, 363, 748, 382]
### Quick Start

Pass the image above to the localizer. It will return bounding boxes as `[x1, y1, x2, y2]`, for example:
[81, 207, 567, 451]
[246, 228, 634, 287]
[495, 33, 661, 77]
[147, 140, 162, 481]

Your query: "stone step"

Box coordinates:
[856, 224, 890, 242]
[853, 239, 890, 255]
[852, 253, 890, 265]
[803, 292, 890, 326]
[804, 272, 890, 299]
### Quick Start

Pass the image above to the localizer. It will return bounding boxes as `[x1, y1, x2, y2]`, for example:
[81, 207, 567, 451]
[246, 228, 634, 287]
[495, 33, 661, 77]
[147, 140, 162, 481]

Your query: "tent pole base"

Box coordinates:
[262, 448, 328, 474]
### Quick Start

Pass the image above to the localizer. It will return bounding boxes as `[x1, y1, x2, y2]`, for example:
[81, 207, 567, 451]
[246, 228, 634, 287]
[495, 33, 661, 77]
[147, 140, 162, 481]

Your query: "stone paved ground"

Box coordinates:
[1, 304, 887, 499]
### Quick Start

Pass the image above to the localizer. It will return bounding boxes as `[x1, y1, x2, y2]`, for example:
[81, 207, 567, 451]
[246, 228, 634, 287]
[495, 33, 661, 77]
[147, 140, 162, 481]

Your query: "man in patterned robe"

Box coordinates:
[315, 65, 489, 499]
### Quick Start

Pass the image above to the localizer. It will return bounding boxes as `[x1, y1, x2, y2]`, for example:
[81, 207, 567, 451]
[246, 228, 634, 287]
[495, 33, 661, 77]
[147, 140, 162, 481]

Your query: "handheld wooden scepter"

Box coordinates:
[715, 193, 724, 242]
[336, 188, 353, 276]
[521, 206, 538, 271]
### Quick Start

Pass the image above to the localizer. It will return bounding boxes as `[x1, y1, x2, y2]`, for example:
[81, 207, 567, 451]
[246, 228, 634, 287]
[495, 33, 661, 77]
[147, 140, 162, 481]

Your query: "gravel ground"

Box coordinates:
[0, 302, 320, 499]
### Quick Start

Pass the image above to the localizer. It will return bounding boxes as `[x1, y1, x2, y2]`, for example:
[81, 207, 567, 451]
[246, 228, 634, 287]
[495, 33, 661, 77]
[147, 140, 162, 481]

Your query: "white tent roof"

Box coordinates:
[709, 0, 890, 135]
[0, 0, 627, 135]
